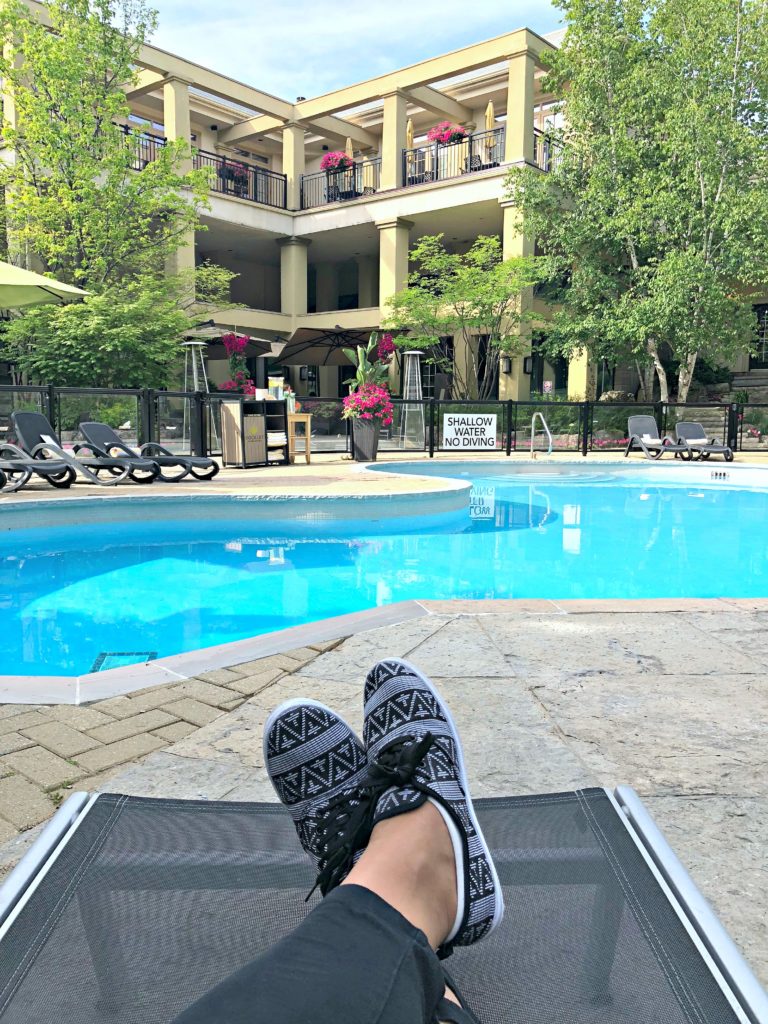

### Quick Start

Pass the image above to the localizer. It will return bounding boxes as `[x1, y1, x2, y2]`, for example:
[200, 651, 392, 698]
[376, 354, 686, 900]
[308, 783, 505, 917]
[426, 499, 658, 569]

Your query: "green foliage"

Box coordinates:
[58, 395, 136, 431]
[0, 0, 211, 289]
[341, 333, 389, 391]
[506, 0, 768, 402]
[385, 235, 544, 400]
[2, 263, 236, 387]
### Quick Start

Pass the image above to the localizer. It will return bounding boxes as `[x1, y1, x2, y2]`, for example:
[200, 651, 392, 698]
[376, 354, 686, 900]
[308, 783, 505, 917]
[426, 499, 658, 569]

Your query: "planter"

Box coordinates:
[351, 418, 381, 462]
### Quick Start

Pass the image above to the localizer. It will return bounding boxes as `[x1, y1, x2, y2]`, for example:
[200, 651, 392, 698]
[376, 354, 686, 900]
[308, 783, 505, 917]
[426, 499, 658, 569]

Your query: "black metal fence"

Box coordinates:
[194, 150, 287, 209]
[0, 386, 745, 459]
[402, 127, 505, 187]
[300, 159, 382, 209]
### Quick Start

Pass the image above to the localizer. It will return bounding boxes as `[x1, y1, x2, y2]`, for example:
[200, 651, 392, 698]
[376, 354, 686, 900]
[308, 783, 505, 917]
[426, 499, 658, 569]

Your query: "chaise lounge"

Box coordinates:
[11, 411, 159, 485]
[0, 787, 764, 1024]
[675, 421, 734, 461]
[0, 441, 76, 492]
[79, 421, 219, 482]
[625, 415, 693, 460]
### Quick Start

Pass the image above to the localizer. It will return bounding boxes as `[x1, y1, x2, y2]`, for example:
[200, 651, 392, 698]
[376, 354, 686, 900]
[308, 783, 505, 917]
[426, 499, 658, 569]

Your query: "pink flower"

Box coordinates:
[320, 151, 353, 171]
[426, 121, 466, 144]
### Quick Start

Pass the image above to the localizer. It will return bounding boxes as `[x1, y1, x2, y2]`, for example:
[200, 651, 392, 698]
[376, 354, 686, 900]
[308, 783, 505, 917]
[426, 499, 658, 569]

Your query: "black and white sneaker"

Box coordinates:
[363, 658, 504, 957]
[263, 698, 370, 895]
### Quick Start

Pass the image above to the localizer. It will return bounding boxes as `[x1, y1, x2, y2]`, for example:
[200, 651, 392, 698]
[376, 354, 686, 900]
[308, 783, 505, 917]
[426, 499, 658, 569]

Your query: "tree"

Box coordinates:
[0, 0, 211, 289]
[384, 235, 543, 400]
[505, 0, 768, 402]
[2, 261, 237, 387]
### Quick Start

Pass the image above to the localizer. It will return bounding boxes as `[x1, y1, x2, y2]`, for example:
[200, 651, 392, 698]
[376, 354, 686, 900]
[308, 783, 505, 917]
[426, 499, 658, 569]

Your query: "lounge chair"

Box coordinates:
[0, 787, 764, 1024]
[675, 421, 734, 462]
[11, 411, 158, 485]
[625, 415, 693, 460]
[0, 441, 76, 492]
[79, 421, 219, 482]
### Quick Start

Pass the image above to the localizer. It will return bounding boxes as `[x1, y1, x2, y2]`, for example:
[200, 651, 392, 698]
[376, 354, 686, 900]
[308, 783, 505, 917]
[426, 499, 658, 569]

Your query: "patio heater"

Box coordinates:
[400, 350, 425, 449]
[181, 336, 219, 453]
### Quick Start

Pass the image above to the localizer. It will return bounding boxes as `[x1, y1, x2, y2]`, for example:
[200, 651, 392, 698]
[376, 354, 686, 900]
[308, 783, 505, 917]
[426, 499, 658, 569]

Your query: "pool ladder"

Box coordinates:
[530, 412, 553, 457]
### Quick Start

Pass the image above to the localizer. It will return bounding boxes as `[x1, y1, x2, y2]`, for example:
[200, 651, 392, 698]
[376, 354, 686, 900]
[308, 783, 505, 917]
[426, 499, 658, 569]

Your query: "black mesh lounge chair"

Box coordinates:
[79, 421, 219, 482]
[0, 441, 76, 492]
[0, 788, 765, 1024]
[11, 411, 159, 485]
[675, 421, 734, 462]
[625, 415, 693, 460]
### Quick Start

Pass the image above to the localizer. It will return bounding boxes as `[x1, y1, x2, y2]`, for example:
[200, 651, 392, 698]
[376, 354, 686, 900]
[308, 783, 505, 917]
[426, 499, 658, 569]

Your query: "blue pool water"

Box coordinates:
[4, 465, 768, 676]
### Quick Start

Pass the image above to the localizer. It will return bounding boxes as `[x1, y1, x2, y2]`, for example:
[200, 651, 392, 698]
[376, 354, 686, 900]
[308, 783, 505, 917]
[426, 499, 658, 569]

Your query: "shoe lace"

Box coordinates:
[306, 731, 437, 900]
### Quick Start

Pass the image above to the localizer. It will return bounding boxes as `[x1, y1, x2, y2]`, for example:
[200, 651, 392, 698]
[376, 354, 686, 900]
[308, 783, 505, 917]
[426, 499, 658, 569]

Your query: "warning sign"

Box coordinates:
[443, 414, 497, 450]
[469, 484, 495, 520]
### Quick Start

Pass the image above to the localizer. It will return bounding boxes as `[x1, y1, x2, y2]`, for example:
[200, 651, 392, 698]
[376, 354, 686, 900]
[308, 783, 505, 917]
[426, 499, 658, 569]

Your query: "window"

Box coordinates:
[750, 305, 768, 369]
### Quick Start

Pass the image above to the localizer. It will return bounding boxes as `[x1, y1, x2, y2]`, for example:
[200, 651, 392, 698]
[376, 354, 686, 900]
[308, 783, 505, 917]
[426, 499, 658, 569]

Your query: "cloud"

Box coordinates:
[150, 0, 562, 101]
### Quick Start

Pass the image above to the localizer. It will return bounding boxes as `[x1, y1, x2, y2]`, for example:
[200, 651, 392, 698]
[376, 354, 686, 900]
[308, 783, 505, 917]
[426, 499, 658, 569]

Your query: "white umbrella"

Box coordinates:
[0, 261, 88, 307]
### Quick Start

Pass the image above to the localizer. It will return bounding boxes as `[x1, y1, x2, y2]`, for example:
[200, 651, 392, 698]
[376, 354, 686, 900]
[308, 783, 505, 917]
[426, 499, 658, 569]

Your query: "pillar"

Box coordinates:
[377, 218, 412, 394]
[504, 51, 536, 165]
[567, 349, 595, 400]
[356, 255, 378, 308]
[282, 123, 305, 211]
[381, 91, 407, 190]
[499, 200, 534, 400]
[163, 77, 195, 277]
[315, 262, 338, 312]
[277, 236, 310, 315]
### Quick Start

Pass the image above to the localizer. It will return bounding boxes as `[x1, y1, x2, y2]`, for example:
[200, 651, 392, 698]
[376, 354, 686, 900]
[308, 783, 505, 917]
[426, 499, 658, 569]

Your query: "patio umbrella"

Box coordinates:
[275, 326, 377, 366]
[183, 322, 278, 360]
[406, 118, 414, 149]
[485, 101, 495, 131]
[345, 137, 354, 160]
[0, 261, 88, 307]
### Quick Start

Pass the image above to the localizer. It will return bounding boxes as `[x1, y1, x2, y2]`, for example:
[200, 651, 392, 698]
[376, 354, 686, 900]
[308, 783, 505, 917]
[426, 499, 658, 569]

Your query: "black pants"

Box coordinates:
[173, 884, 475, 1024]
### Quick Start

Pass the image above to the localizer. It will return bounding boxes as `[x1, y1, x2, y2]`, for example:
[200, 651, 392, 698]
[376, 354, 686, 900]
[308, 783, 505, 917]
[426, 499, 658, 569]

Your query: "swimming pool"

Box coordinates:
[4, 462, 768, 677]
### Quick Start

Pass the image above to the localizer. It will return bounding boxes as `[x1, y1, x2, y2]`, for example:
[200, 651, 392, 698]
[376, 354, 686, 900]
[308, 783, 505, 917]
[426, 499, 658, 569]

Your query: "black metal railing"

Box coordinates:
[533, 129, 561, 172]
[118, 125, 287, 209]
[300, 158, 382, 210]
[119, 124, 167, 170]
[194, 150, 287, 209]
[402, 127, 505, 188]
[0, 386, 745, 460]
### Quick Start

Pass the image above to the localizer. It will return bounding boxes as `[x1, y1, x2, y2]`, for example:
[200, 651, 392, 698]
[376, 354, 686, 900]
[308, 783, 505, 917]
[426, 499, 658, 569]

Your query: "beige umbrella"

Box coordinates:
[0, 261, 88, 307]
[406, 118, 414, 149]
[484, 100, 496, 162]
[345, 137, 354, 160]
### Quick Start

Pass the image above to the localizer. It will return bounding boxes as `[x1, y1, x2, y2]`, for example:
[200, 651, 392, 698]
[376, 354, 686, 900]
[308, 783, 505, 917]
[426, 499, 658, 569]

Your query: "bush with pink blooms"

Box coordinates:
[320, 151, 353, 171]
[426, 121, 467, 145]
[219, 332, 255, 393]
[219, 369, 256, 395]
[377, 333, 396, 362]
[342, 383, 394, 425]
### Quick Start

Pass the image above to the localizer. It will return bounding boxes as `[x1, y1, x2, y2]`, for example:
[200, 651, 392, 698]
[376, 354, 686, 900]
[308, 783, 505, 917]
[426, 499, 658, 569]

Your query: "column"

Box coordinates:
[567, 350, 595, 400]
[277, 237, 311, 316]
[380, 91, 407, 190]
[356, 255, 378, 308]
[377, 218, 413, 393]
[163, 77, 195, 277]
[499, 200, 534, 400]
[282, 123, 305, 211]
[315, 262, 338, 312]
[504, 51, 536, 165]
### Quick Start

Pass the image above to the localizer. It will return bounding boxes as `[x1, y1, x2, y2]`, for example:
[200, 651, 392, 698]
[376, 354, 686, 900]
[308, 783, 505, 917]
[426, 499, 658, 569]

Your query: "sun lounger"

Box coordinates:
[625, 415, 693, 460]
[0, 788, 764, 1024]
[11, 411, 159, 485]
[79, 421, 219, 482]
[675, 421, 734, 462]
[0, 441, 76, 492]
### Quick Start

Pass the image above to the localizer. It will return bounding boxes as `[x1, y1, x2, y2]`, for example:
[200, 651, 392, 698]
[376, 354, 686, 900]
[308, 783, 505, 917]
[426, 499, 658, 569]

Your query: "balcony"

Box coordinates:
[119, 126, 287, 209]
[402, 127, 505, 187]
[533, 129, 560, 172]
[300, 158, 382, 210]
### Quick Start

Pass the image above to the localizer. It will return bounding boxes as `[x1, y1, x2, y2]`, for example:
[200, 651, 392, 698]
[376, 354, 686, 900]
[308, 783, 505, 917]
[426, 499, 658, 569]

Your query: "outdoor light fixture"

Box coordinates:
[523, 355, 533, 375]
[500, 355, 512, 374]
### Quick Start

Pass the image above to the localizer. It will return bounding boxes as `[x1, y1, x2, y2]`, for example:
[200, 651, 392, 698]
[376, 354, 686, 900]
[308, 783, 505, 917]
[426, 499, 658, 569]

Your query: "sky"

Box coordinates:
[151, 0, 562, 102]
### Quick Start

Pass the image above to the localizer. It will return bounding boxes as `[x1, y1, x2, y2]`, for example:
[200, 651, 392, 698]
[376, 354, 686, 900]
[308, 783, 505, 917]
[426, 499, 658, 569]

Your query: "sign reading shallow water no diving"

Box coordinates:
[443, 413, 497, 449]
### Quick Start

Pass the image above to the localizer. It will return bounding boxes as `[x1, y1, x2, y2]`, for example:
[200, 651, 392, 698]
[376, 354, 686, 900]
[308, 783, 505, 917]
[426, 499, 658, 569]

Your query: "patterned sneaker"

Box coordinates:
[363, 659, 504, 957]
[263, 698, 370, 896]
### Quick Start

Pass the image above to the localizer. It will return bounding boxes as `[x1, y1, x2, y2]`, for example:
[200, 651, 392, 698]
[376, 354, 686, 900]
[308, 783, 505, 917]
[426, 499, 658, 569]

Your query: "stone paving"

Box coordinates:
[1, 607, 761, 986]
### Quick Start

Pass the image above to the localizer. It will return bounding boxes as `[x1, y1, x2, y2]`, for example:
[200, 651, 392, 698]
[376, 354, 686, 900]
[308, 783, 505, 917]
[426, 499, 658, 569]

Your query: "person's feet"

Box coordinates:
[263, 699, 369, 891]
[362, 658, 504, 956]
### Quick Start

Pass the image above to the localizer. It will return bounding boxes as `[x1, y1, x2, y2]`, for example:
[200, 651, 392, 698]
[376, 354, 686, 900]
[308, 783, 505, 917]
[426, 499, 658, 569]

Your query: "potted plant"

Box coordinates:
[219, 332, 256, 393]
[218, 160, 250, 196]
[426, 121, 467, 145]
[320, 151, 354, 172]
[343, 383, 394, 461]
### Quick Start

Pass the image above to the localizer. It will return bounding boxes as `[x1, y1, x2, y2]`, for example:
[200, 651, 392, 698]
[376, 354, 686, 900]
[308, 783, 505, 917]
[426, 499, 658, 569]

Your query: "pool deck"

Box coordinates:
[0, 452, 766, 992]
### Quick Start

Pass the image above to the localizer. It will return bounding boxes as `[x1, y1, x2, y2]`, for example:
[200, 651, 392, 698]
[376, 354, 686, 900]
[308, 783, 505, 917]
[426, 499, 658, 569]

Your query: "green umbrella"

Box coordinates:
[0, 261, 89, 307]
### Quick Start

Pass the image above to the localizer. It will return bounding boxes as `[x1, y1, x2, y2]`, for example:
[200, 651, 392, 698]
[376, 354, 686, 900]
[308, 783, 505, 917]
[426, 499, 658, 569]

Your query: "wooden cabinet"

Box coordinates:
[220, 399, 289, 468]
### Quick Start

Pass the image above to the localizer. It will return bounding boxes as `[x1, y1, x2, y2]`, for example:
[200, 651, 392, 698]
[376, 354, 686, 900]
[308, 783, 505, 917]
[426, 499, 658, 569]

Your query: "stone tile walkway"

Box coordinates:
[0, 607, 766, 989]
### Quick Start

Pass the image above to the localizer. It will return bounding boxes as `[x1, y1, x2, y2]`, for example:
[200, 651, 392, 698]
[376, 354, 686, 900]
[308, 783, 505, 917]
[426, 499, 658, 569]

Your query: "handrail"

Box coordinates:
[531, 411, 553, 456]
